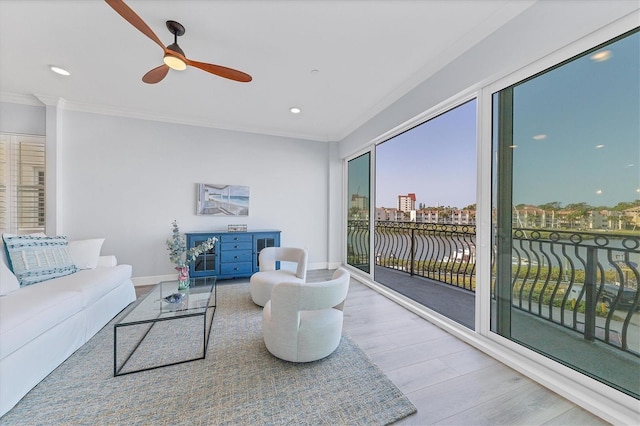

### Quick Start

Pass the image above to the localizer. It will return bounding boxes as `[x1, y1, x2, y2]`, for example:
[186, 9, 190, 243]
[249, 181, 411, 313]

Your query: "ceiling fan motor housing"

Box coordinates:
[166, 42, 185, 57]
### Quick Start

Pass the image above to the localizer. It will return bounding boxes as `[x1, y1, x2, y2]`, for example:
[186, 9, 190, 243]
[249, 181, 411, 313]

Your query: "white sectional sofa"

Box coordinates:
[0, 236, 136, 416]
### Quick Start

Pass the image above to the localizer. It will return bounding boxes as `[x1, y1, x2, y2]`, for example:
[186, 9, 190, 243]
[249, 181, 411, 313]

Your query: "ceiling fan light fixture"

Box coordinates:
[163, 52, 187, 71]
[163, 42, 187, 70]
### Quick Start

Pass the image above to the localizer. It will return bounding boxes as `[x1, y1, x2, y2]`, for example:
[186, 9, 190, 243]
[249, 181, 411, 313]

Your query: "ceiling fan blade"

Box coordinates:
[186, 59, 252, 83]
[105, 0, 165, 50]
[142, 64, 170, 84]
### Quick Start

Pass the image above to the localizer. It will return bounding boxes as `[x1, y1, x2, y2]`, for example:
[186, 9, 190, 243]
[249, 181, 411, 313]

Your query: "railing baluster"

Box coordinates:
[410, 228, 415, 276]
[349, 220, 639, 357]
[584, 247, 597, 342]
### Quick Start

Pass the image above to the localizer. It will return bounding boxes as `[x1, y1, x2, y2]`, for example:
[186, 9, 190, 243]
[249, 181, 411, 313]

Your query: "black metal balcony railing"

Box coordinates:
[375, 221, 476, 290]
[508, 228, 639, 354]
[347, 220, 640, 357]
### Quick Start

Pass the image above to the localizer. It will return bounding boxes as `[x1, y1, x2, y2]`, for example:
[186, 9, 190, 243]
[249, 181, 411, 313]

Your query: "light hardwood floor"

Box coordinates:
[136, 272, 610, 425]
[339, 275, 610, 425]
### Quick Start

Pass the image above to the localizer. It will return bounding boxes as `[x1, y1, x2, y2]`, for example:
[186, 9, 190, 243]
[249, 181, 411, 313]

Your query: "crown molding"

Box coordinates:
[33, 94, 68, 109]
[58, 98, 333, 142]
[0, 92, 43, 106]
[1, 91, 334, 142]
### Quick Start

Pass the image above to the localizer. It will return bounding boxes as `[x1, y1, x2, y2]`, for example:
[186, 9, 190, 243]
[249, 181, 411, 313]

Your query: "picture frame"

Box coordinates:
[197, 184, 249, 216]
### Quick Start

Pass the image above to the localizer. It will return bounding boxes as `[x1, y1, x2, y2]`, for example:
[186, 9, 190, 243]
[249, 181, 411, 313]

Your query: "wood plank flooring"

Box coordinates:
[339, 274, 610, 425]
[136, 271, 610, 425]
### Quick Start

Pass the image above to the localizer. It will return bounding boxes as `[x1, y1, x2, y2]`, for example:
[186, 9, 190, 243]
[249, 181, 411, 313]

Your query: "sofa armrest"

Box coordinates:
[96, 255, 117, 268]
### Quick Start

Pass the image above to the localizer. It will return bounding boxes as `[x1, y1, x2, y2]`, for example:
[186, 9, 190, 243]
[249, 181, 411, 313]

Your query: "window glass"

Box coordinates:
[492, 30, 639, 397]
[375, 100, 477, 328]
[347, 152, 371, 273]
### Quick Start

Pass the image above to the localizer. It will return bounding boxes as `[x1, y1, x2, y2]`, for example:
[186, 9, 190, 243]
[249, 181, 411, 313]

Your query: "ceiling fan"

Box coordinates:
[105, 0, 252, 84]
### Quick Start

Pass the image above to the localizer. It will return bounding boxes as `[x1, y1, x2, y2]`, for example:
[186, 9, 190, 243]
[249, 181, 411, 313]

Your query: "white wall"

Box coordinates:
[0, 101, 45, 135]
[46, 109, 330, 280]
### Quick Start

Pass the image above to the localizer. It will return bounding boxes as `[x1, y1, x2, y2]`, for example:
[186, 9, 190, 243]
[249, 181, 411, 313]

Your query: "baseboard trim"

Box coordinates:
[133, 263, 336, 287]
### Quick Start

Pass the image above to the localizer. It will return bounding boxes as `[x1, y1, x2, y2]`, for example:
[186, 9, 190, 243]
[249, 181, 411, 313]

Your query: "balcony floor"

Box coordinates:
[374, 266, 475, 328]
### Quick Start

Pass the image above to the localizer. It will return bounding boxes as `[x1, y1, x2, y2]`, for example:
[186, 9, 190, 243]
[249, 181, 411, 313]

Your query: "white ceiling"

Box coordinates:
[0, 0, 536, 141]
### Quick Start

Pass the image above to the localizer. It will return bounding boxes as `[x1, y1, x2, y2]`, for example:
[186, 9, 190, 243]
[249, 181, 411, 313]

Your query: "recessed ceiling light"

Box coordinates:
[50, 66, 70, 76]
[590, 50, 612, 62]
[532, 134, 547, 140]
[290, 107, 301, 114]
[595, 144, 605, 149]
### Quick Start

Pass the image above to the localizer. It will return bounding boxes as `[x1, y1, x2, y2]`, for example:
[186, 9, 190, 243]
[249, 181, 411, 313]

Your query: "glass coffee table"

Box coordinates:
[114, 276, 216, 376]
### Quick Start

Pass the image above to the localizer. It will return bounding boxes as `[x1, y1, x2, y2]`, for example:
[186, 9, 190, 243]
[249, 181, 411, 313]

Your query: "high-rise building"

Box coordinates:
[397, 193, 416, 212]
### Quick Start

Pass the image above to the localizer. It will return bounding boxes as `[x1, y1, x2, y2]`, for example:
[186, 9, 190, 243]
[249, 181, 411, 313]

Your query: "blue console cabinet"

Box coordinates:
[186, 230, 280, 280]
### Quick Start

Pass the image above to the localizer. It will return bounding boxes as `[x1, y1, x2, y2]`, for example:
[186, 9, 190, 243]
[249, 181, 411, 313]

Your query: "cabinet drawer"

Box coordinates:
[220, 234, 252, 243]
[221, 250, 252, 263]
[221, 262, 252, 275]
[221, 241, 252, 251]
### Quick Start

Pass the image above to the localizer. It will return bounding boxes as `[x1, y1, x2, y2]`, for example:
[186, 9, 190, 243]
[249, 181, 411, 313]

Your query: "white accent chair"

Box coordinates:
[262, 267, 351, 362]
[250, 247, 308, 307]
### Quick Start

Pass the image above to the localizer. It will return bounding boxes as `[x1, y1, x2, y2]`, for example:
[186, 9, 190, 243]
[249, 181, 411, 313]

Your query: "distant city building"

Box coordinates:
[398, 193, 416, 213]
[351, 194, 368, 211]
[624, 206, 640, 229]
[416, 209, 440, 223]
[512, 205, 628, 230]
[377, 206, 476, 225]
[450, 209, 474, 225]
[349, 194, 369, 220]
[376, 207, 406, 222]
[372, 203, 640, 229]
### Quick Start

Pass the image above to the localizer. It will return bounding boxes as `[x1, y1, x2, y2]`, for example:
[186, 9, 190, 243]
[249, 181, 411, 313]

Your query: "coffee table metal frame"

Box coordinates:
[113, 276, 217, 376]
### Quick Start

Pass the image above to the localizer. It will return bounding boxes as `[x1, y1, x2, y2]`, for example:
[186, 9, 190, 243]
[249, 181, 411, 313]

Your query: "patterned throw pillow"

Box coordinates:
[2, 235, 78, 286]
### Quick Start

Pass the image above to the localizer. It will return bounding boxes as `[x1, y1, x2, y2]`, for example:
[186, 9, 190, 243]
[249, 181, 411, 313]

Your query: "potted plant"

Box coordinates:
[166, 220, 217, 290]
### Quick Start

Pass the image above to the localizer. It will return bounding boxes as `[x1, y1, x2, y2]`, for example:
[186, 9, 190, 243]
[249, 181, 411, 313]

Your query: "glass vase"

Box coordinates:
[176, 265, 190, 290]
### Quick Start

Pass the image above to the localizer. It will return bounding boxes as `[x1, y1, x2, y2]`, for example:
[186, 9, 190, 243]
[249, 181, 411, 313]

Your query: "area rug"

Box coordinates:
[1, 282, 416, 425]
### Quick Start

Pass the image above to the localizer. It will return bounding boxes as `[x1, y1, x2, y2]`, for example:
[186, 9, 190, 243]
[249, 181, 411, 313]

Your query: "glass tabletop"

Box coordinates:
[117, 276, 217, 325]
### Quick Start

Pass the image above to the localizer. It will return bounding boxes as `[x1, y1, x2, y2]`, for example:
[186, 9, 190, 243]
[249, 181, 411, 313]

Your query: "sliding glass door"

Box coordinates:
[492, 29, 639, 398]
[347, 153, 371, 273]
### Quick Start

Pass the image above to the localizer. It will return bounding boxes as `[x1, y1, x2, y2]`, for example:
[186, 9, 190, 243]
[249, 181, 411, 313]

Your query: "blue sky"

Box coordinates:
[510, 31, 639, 208]
[376, 100, 477, 209]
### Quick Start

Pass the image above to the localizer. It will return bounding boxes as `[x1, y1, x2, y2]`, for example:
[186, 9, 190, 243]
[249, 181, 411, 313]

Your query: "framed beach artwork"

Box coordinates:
[196, 184, 249, 216]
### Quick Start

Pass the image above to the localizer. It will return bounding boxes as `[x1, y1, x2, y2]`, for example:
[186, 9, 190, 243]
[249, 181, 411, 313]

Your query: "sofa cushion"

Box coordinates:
[3, 235, 78, 286]
[0, 250, 19, 296]
[68, 238, 105, 269]
[0, 284, 83, 359]
[44, 264, 133, 307]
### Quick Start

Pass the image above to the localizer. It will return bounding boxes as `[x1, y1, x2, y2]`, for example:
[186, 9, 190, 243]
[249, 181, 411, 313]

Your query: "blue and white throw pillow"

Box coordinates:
[2, 234, 78, 286]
